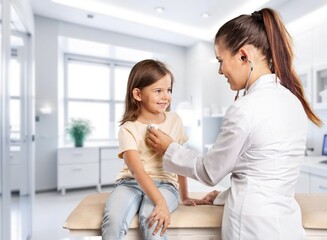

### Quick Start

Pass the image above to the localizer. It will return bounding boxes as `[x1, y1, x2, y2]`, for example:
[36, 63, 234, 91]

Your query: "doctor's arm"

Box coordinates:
[146, 104, 251, 188]
[146, 130, 221, 204]
[146, 129, 215, 185]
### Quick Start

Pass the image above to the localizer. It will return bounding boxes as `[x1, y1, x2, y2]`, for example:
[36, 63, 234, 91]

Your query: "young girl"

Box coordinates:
[101, 59, 207, 240]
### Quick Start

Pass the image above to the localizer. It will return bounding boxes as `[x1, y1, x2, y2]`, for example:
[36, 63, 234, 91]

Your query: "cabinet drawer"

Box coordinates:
[58, 148, 99, 164]
[101, 147, 119, 159]
[295, 172, 310, 193]
[58, 163, 99, 188]
[310, 174, 327, 192]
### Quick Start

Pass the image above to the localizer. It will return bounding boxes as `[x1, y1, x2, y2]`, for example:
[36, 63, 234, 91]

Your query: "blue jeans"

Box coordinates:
[101, 178, 179, 240]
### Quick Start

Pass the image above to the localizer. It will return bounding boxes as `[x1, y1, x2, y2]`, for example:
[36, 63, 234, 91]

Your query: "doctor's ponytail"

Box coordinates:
[261, 8, 322, 127]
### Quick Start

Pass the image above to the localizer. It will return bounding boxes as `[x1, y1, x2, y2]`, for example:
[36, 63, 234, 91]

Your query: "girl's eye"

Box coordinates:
[168, 89, 172, 93]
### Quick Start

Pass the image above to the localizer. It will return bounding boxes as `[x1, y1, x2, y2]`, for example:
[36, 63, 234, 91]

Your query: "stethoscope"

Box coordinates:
[234, 56, 254, 101]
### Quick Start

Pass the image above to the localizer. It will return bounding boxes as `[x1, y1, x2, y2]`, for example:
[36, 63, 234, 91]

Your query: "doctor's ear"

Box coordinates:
[239, 48, 249, 62]
[132, 88, 142, 101]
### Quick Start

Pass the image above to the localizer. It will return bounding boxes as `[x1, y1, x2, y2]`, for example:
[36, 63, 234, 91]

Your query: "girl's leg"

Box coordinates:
[102, 180, 143, 240]
[138, 182, 179, 240]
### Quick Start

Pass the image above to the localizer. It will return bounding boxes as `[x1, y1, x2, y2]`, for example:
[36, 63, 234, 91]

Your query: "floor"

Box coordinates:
[31, 186, 113, 240]
[9, 179, 218, 240]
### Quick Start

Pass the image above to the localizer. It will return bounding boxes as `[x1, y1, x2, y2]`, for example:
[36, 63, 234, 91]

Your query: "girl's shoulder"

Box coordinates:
[163, 112, 183, 126]
[165, 111, 180, 120]
[119, 120, 142, 133]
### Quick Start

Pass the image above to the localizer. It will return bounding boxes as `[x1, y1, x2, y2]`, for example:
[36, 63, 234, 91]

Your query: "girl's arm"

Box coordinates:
[123, 150, 170, 237]
[178, 175, 213, 206]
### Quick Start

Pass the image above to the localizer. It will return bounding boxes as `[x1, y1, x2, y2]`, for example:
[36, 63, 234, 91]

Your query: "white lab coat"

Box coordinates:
[163, 74, 308, 240]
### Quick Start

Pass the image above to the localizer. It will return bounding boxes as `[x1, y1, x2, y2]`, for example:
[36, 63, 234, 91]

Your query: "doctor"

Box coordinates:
[146, 8, 322, 240]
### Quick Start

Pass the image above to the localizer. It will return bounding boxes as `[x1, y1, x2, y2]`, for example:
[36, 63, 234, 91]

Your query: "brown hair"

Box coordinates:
[215, 8, 322, 127]
[120, 59, 174, 126]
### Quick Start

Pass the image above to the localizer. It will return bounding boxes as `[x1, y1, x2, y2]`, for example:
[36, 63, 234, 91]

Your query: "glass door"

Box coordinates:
[10, 4, 34, 239]
[1, 0, 12, 239]
[1, 1, 34, 239]
[10, 31, 31, 240]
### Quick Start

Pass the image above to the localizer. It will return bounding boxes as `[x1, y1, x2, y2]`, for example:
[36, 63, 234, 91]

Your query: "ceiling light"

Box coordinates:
[52, 0, 269, 42]
[155, 7, 165, 13]
[52, 0, 209, 39]
[201, 12, 210, 18]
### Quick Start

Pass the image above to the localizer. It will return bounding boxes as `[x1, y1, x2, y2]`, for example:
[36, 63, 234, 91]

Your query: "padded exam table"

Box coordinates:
[63, 192, 327, 240]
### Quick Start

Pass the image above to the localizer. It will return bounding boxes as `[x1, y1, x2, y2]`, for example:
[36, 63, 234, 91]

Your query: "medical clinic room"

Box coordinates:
[2, 0, 327, 239]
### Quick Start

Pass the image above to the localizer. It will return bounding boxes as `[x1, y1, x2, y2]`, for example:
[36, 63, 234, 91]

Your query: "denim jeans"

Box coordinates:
[101, 178, 179, 240]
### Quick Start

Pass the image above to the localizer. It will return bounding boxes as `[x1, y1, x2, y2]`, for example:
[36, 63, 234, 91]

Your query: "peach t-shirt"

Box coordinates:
[116, 112, 188, 188]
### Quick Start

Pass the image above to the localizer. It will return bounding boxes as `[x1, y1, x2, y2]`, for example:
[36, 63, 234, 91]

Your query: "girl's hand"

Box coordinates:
[182, 198, 212, 206]
[202, 190, 219, 204]
[146, 201, 171, 236]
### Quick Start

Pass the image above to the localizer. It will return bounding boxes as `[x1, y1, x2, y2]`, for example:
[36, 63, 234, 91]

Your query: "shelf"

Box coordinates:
[313, 63, 327, 109]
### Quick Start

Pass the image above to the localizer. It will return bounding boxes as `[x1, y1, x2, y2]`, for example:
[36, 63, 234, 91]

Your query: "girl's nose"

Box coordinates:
[162, 91, 170, 99]
[218, 66, 223, 75]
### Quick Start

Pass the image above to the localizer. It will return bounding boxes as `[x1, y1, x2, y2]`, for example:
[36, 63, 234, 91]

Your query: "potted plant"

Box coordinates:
[65, 118, 92, 147]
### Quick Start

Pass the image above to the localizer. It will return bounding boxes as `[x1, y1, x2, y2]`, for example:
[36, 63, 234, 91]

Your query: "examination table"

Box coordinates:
[63, 192, 327, 240]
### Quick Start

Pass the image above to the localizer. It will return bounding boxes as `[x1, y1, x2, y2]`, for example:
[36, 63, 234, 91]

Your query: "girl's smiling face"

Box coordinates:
[133, 74, 172, 118]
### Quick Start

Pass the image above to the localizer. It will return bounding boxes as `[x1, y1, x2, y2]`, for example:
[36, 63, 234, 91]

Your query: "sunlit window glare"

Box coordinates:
[68, 61, 110, 100]
[65, 57, 131, 143]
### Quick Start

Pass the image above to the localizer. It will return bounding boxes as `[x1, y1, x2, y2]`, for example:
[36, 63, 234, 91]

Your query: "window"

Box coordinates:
[10, 54, 21, 145]
[64, 55, 132, 143]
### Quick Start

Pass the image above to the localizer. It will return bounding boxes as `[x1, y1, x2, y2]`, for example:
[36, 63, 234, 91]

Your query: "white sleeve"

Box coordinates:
[163, 142, 213, 185]
[163, 102, 252, 186]
[213, 188, 230, 205]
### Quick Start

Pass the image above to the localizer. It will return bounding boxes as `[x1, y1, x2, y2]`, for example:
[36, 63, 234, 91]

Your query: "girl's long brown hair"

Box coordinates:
[120, 59, 174, 126]
[215, 8, 322, 127]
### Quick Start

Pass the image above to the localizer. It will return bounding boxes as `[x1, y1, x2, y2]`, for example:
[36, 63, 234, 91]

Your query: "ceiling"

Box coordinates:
[30, 0, 327, 46]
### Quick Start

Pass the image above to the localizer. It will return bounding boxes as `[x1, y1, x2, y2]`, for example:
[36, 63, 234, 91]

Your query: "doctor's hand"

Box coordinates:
[182, 198, 212, 206]
[146, 128, 173, 155]
[202, 190, 219, 205]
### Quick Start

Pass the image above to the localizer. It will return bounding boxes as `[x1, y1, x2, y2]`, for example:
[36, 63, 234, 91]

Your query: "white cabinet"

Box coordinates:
[310, 174, 327, 192]
[295, 170, 310, 193]
[100, 147, 123, 186]
[295, 156, 327, 193]
[57, 147, 100, 195]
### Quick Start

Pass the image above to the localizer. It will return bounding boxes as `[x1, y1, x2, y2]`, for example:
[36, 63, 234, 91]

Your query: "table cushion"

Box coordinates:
[63, 192, 327, 231]
[295, 193, 327, 229]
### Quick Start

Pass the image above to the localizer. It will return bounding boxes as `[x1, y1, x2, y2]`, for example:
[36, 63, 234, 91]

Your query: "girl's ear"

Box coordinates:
[132, 88, 142, 101]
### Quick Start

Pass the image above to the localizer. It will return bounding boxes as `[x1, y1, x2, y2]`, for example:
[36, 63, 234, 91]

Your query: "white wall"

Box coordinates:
[34, 15, 187, 191]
